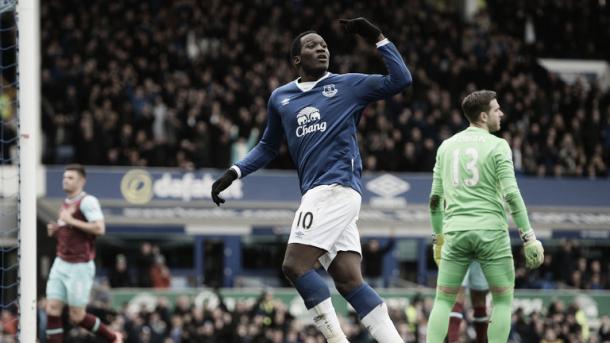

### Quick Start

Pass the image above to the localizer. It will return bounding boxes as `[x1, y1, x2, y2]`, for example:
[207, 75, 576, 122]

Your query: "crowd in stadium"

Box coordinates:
[102, 240, 610, 291]
[39, 0, 610, 178]
[513, 240, 610, 290]
[29, 289, 610, 343]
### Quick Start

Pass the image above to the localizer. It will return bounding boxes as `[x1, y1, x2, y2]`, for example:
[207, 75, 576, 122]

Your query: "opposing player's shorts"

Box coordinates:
[46, 257, 95, 307]
[438, 229, 514, 289]
[288, 184, 362, 270]
[461, 261, 489, 291]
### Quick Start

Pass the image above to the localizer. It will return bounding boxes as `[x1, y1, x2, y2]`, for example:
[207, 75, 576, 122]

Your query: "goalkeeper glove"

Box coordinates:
[521, 230, 544, 269]
[338, 17, 382, 44]
[211, 169, 238, 206]
[432, 233, 444, 267]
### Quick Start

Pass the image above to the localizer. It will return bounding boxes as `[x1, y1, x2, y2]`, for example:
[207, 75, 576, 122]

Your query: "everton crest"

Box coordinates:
[322, 84, 338, 97]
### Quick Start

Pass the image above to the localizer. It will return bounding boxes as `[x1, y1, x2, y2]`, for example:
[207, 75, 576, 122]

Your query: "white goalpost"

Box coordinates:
[17, 0, 39, 340]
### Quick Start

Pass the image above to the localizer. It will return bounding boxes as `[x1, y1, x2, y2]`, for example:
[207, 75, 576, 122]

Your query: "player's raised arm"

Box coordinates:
[211, 96, 284, 206]
[494, 140, 544, 269]
[339, 17, 412, 102]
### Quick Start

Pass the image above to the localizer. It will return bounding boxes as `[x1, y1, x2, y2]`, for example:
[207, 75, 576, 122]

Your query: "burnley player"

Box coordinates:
[427, 91, 544, 343]
[212, 18, 412, 343]
[45, 164, 122, 343]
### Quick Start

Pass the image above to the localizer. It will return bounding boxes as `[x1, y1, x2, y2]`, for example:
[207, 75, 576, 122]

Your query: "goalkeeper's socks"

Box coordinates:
[295, 270, 347, 342]
[79, 313, 117, 342]
[488, 290, 514, 343]
[344, 283, 402, 343]
[426, 289, 457, 343]
[448, 301, 464, 343]
[45, 315, 64, 343]
[473, 305, 489, 343]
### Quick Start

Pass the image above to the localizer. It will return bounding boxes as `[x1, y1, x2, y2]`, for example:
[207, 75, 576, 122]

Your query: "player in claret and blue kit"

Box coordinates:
[212, 18, 412, 343]
[45, 164, 122, 343]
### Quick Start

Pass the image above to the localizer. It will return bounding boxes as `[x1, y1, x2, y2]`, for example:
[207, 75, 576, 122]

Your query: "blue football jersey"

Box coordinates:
[234, 40, 412, 194]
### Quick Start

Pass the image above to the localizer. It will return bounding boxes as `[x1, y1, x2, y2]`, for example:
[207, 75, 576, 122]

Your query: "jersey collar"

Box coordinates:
[466, 126, 489, 133]
[65, 191, 87, 204]
[293, 72, 332, 92]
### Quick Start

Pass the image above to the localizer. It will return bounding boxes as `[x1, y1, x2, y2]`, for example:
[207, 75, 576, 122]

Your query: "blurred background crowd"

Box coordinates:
[29, 290, 610, 343]
[28, 239, 607, 342]
[101, 239, 610, 290]
[38, 0, 610, 177]
[513, 240, 610, 291]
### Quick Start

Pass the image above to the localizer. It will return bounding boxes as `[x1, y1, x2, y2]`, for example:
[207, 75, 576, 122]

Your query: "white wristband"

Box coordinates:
[230, 165, 242, 179]
[376, 38, 390, 48]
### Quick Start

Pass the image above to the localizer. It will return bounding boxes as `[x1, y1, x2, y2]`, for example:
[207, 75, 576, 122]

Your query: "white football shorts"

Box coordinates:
[288, 184, 362, 270]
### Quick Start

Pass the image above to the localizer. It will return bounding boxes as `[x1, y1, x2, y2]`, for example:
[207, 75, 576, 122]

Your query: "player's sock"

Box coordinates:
[344, 283, 402, 343]
[448, 301, 464, 343]
[295, 270, 348, 343]
[309, 298, 349, 343]
[426, 289, 457, 343]
[45, 315, 64, 343]
[473, 305, 489, 343]
[487, 290, 513, 343]
[79, 313, 117, 342]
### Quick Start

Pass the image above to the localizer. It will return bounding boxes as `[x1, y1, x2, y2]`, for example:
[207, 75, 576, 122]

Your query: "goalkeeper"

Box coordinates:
[426, 90, 544, 343]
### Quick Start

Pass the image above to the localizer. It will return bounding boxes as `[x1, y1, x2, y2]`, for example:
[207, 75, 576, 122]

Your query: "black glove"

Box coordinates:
[339, 17, 382, 44]
[211, 169, 238, 206]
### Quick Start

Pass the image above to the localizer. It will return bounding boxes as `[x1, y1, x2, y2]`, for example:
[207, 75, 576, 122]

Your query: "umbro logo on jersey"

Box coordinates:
[295, 106, 327, 137]
[322, 84, 338, 97]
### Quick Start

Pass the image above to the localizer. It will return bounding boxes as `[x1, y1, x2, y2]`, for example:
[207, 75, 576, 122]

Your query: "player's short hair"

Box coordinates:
[290, 30, 317, 63]
[65, 164, 86, 178]
[461, 90, 497, 123]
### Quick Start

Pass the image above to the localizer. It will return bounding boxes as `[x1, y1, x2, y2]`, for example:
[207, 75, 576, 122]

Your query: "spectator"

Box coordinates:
[135, 242, 155, 288]
[109, 254, 132, 288]
[599, 315, 610, 342]
[0, 309, 17, 336]
[150, 254, 171, 289]
[361, 238, 395, 288]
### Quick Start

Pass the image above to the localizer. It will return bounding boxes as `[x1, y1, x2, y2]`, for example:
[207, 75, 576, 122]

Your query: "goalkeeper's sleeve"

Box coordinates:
[429, 150, 444, 235]
[495, 140, 532, 236]
[502, 180, 532, 236]
[429, 194, 444, 235]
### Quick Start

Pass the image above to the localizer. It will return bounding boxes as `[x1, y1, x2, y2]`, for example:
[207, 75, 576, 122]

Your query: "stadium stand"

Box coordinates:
[33, 289, 608, 343]
[40, 0, 610, 177]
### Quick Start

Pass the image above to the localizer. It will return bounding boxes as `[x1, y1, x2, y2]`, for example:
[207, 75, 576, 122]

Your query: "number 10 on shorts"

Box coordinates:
[296, 211, 314, 229]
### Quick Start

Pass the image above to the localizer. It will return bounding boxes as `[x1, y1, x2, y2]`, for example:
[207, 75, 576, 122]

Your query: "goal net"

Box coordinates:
[0, 0, 38, 341]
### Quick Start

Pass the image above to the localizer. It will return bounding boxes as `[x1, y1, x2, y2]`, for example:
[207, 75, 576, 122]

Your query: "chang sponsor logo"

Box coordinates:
[296, 106, 327, 137]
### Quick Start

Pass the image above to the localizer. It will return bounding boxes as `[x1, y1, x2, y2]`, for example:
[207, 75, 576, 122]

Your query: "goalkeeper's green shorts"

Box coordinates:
[438, 229, 514, 290]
